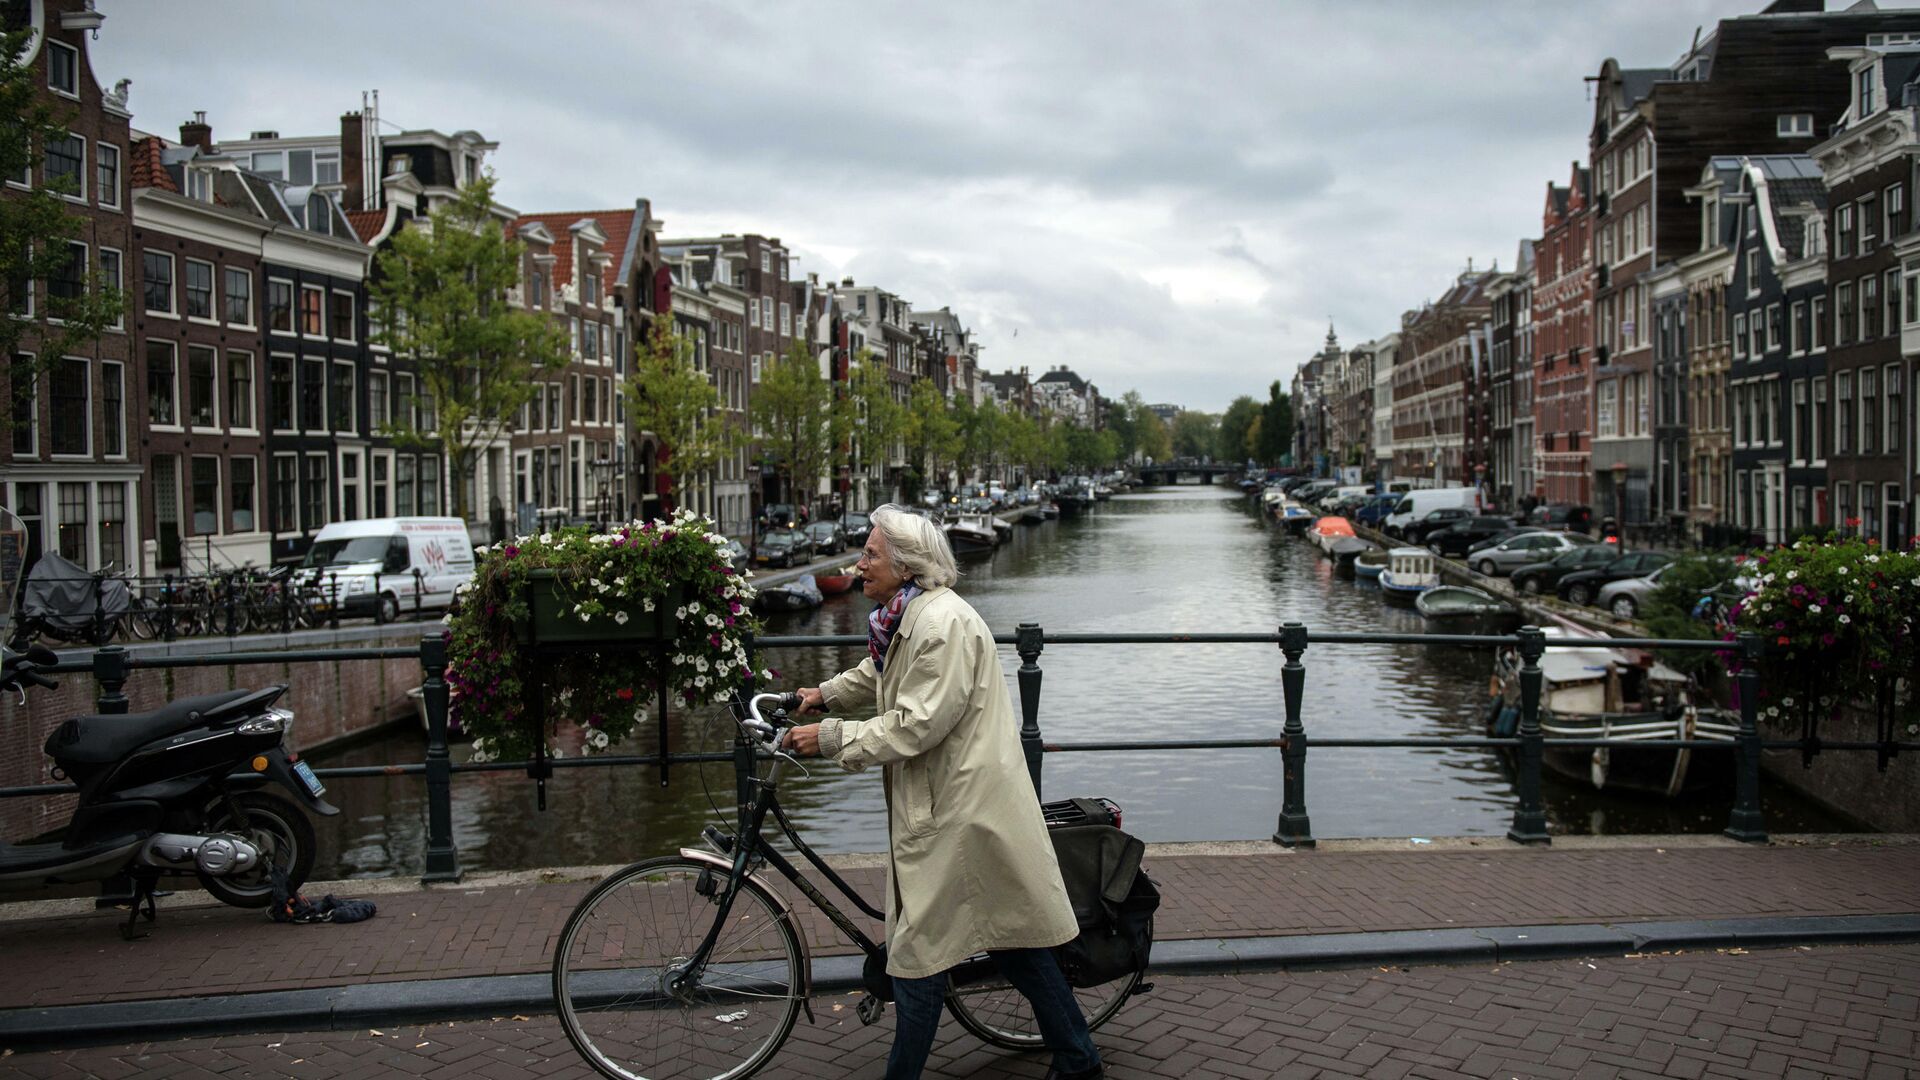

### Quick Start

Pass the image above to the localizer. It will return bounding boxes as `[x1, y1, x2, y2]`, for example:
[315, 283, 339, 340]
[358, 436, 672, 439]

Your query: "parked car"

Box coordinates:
[842, 511, 873, 547]
[721, 538, 750, 573]
[1384, 487, 1485, 536]
[1596, 564, 1673, 620]
[1427, 515, 1526, 558]
[1466, 531, 1598, 577]
[1403, 507, 1472, 544]
[1508, 544, 1628, 596]
[753, 531, 806, 569]
[1353, 492, 1401, 528]
[804, 520, 850, 554]
[762, 503, 800, 528]
[297, 517, 475, 622]
[1526, 503, 1594, 534]
[1556, 551, 1676, 606]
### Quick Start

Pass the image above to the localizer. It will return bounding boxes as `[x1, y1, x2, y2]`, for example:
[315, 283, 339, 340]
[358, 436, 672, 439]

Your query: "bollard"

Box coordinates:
[1015, 622, 1045, 798]
[1506, 626, 1551, 844]
[1273, 621, 1314, 847]
[1724, 632, 1768, 843]
[92, 645, 129, 715]
[373, 571, 384, 624]
[419, 635, 463, 882]
[414, 568, 424, 619]
[328, 573, 341, 630]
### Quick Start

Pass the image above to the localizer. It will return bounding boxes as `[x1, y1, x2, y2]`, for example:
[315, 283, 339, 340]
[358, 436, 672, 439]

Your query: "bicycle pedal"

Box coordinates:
[1131, 981, 1155, 997]
[856, 995, 884, 1026]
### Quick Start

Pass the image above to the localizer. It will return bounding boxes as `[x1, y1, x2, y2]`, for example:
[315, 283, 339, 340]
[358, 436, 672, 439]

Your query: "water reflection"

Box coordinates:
[309, 485, 1855, 878]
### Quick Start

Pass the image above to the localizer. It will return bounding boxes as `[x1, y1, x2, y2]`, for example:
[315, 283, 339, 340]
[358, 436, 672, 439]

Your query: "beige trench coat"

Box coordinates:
[817, 585, 1079, 979]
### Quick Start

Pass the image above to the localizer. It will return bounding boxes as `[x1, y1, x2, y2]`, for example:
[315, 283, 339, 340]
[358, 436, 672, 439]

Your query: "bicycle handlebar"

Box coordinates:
[740, 691, 805, 746]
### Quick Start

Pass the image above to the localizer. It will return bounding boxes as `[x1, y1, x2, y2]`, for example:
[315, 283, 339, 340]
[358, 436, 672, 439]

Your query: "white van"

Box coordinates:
[298, 517, 475, 622]
[1384, 487, 1486, 537]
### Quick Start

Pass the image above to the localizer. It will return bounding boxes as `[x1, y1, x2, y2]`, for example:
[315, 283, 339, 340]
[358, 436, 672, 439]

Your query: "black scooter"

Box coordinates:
[0, 644, 339, 937]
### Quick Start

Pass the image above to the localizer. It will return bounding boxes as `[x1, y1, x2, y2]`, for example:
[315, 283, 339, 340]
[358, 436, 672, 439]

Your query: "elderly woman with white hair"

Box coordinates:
[787, 504, 1102, 1080]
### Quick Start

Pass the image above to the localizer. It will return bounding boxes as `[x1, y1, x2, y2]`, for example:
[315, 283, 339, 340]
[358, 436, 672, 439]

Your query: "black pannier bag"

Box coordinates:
[1042, 797, 1159, 988]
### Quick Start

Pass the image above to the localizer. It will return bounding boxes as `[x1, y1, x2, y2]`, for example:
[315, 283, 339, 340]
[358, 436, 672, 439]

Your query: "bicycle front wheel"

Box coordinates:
[553, 856, 804, 1080]
[946, 960, 1140, 1051]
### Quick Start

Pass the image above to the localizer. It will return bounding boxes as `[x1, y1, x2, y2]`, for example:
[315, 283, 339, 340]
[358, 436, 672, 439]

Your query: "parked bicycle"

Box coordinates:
[551, 691, 1145, 1080]
[6, 554, 132, 648]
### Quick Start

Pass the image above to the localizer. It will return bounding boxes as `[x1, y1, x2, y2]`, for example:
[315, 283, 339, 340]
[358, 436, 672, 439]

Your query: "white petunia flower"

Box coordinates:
[1809, 604, 1821, 613]
[1839, 614, 1851, 624]
[541, 533, 553, 544]
[614, 610, 631, 626]
[694, 675, 708, 689]
[675, 606, 687, 619]
[688, 601, 702, 614]
[1838, 566, 1849, 575]
[644, 598, 656, 612]
[588, 730, 610, 750]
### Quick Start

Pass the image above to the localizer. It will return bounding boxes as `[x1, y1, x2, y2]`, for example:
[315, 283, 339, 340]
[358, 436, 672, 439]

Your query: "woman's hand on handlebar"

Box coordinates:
[785, 723, 822, 758]
[794, 687, 826, 714]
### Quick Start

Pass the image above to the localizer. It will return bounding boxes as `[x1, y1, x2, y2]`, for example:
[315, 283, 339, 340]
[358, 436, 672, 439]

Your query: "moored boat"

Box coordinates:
[1307, 516, 1356, 554]
[1377, 547, 1439, 605]
[945, 515, 998, 555]
[814, 567, 858, 595]
[1354, 549, 1389, 580]
[754, 573, 824, 613]
[1414, 585, 1522, 635]
[1327, 536, 1373, 579]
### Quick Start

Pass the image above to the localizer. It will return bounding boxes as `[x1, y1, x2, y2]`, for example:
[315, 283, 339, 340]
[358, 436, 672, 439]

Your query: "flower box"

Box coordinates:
[516, 570, 681, 645]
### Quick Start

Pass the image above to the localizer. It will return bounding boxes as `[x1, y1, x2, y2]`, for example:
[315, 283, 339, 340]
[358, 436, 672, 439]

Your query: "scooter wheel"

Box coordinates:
[195, 790, 317, 908]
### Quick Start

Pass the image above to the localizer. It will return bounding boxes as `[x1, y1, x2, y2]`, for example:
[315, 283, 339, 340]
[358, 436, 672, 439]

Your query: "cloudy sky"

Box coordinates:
[93, 1, 1879, 411]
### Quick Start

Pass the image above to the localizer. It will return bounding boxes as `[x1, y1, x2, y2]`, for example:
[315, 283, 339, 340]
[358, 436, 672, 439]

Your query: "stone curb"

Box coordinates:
[4, 913, 1916, 1051]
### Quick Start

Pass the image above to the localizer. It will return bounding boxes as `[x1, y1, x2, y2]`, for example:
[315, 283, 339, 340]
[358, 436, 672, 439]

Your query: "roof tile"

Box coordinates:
[129, 136, 177, 194]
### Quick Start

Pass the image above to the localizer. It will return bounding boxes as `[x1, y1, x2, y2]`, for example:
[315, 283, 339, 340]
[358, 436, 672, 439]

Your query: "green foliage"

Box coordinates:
[1136, 408, 1171, 461]
[446, 510, 764, 762]
[1255, 381, 1293, 465]
[845, 349, 904, 486]
[1216, 395, 1259, 463]
[1171, 410, 1217, 459]
[626, 321, 738, 503]
[749, 339, 838, 505]
[1641, 552, 1743, 679]
[1730, 534, 1920, 727]
[371, 175, 569, 518]
[1, 27, 127, 406]
[904, 377, 959, 492]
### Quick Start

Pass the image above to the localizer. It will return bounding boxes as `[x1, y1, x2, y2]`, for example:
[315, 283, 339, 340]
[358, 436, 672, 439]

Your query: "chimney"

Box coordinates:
[179, 111, 212, 152]
[340, 111, 365, 210]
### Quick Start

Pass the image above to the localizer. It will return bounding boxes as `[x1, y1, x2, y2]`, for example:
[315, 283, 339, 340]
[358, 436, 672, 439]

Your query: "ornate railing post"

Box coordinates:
[1724, 631, 1768, 843]
[1273, 621, 1314, 847]
[420, 634, 462, 882]
[1506, 625, 1550, 844]
[92, 645, 129, 715]
[1016, 622, 1045, 798]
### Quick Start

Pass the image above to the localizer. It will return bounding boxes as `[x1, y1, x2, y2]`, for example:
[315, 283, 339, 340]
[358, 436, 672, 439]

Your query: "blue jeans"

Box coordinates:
[885, 947, 1100, 1079]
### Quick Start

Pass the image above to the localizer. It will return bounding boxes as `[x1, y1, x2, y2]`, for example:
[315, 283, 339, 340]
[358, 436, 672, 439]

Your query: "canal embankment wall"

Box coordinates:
[1350, 518, 1920, 833]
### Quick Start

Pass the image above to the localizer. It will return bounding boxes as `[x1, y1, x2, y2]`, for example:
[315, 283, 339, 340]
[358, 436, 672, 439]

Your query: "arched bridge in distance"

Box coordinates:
[1134, 461, 1242, 485]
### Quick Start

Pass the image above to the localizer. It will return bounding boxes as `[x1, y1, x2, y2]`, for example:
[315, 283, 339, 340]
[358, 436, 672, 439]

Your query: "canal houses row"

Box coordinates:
[4, 0, 1102, 579]
[1305, 0, 1920, 552]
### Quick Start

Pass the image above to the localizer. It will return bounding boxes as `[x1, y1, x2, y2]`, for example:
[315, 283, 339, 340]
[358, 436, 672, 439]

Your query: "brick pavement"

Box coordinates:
[2, 839, 1915, 1010]
[3, 942, 1914, 1079]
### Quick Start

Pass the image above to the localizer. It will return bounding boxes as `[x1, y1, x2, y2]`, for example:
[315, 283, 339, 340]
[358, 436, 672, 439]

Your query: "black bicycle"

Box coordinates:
[551, 691, 1144, 1080]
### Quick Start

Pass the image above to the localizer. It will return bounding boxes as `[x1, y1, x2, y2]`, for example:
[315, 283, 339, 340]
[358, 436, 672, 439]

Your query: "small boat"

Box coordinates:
[988, 514, 1014, 542]
[1486, 625, 1739, 796]
[1307, 516, 1356, 554]
[814, 566, 858, 595]
[755, 573, 824, 613]
[1354, 549, 1390, 580]
[1038, 501, 1060, 520]
[1327, 537, 1373, 579]
[1093, 484, 1113, 501]
[1415, 585, 1522, 635]
[945, 515, 998, 555]
[1377, 547, 1439, 605]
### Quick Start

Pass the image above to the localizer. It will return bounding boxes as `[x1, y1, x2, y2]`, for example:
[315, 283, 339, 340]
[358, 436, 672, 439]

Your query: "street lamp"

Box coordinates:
[589, 456, 615, 528]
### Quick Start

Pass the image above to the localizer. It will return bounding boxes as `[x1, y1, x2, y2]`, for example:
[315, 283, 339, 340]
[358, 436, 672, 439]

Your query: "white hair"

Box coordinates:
[869, 503, 960, 589]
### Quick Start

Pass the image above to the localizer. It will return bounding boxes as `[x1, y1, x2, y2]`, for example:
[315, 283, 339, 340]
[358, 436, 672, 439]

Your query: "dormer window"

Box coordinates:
[1776, 114, 1813, 138]
[1859, 66, 1878, 117]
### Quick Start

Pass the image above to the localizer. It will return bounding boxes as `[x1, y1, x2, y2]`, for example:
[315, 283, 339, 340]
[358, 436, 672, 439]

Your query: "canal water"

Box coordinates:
[308, 485, 1855, 879]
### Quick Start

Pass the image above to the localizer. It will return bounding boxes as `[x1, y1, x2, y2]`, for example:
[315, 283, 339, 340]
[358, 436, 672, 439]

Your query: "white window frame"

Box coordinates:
[1765, 303, 1781, 353]
[1885, 363, 1902, 453]
[142, 250, 176, 317]
[189, 454, 223, 537]
[11, 351, 37, 458]
[147, 338, 182, 432]
[1789, 300, 1806, 355]
[95, 142, 119, 211]
[368, 368, 389, 433]
[48, 355, 91, 459]
[1792, 379, 1808, 463]
[46, 41, 78, 98]
[329, 289, 356, 344]
[186, 343, 220, 433]
[1812, 376, 1827, 466]
[45, 239, 86, 323]
[98, 246, 122, 330]
[226, 349, 255, 435]
[100, 357, 124, 459]
[266, 277, 294, 334]
[1777, 113, 1813, 138]
[45, 131, 84, 203]
[298, 284, 326, 339]
[224, 266, 253, 328]
[183, 257, 216, 324]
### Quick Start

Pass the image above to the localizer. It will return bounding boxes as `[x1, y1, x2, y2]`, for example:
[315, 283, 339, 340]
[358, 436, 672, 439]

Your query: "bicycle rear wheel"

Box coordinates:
[945, 960, 1140, 1051]
[554, 856, 804, 1080]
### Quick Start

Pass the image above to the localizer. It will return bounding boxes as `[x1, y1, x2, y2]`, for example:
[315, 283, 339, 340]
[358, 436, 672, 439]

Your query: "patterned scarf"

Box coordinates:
[867, 581, 923, 674]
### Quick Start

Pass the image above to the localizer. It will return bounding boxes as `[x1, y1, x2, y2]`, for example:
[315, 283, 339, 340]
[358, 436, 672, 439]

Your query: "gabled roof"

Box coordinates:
[346, 210, 389, 244]
[1035, 367, 1089, 392]
[512, 210, 635, 294]
[129, 136, 178, 194]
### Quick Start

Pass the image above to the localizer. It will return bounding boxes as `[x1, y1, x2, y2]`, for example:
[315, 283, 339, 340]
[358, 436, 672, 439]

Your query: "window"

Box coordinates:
[570, 373, 581, 423]
[1813, 376, 1828, 460]
[96, 143, 119, 209]
[1596, 379, 1617, 437]
[1837, 204, 1855, 259]
[1886, 364, 1903, 453]
[780, 302, 791, 337]
[298, 286, 323, 336]
[183, 259, 213, 319]
[97, 248, 120, 328]
[226, 350, 253, 430]
[50, 357, 87, 455]
[269, 355, 294, 431]
[584, 374, 597, 422]
[47, 41, 77, 96]
[1835, 283, 1855, 346]
[1836, 371, 1854, 455]
[44, 133, 82, 197]
[187, 345, 217, 428]
[1863, 275, 1880, 340]
[48, 241, 85, 302]
[1732, 313, 1747, 359]
[372, 455, 389, 518]
[330, 361, 355, 433]
[1790, 300, 1807, 354]
[98, 483, 125, 567]
[581, 318, 598, 361]
[1887, 269, 1902, 337]
[146, 339, 177, 426]
[1812, 296, 1827, 350]
[1889, 183, 1907, 240]
[267, 279, 293, 332]
[1793, 380, 1809, 462]
[340, 453, 359, 522]
[396, 456, 415, 517]
[300, 358, 325, 430]
[251, 151, 283, 180]
[231, 457, 256, 532]
[530, 270, 545, 309]
[368, 370, 388, 432]
[224, 268, 251, 325]
[100, 360, 122, 456]
[760, 250, 770, 274]
[142, 251, 174, 314]
[302, 454, 329, 530]
[1861, 368, 1878, 454]
[314, 152, 340, 186]
[1859, 66, 1877, 116]
[271, 455, 298, 533]
[762, 301, 773, 332]
[1861, 195, 1880, 253]
[419, 456, 440, 515]
[191, 457, 220, 534]
[547, 383, 562, 429]
[330, 291, 354, 342]
[57, 482, 86, 562]
[748, 299, 758, 328]
[1777, 113, 1813, 138]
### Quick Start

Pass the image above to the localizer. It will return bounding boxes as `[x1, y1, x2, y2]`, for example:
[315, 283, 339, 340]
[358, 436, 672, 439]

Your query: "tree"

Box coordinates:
[1136, 408, 1171, 462]
[1171, 411, 1218, 459]
[750, 339, 837, 507]
[2, 26, 127, 413]
[1105, 391, 1149, 462]
[844, 349, 904, 504]
[1217, 395, 1260, 463]
[903, 377, 958, 497]
[1255, 380, 1293, 466]
[625, 321, 739, 513]
[371, 174, 568, 520]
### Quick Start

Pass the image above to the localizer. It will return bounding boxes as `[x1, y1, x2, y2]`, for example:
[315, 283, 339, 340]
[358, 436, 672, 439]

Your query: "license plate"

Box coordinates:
[292, 759, 325, 798]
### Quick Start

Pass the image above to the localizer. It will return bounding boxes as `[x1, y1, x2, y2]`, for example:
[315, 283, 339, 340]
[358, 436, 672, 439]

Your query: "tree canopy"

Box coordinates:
[626, 321, 739, 507]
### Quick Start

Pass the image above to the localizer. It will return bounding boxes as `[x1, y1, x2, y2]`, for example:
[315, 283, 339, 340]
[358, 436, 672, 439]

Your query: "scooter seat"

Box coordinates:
[44, 690, 258, 767]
